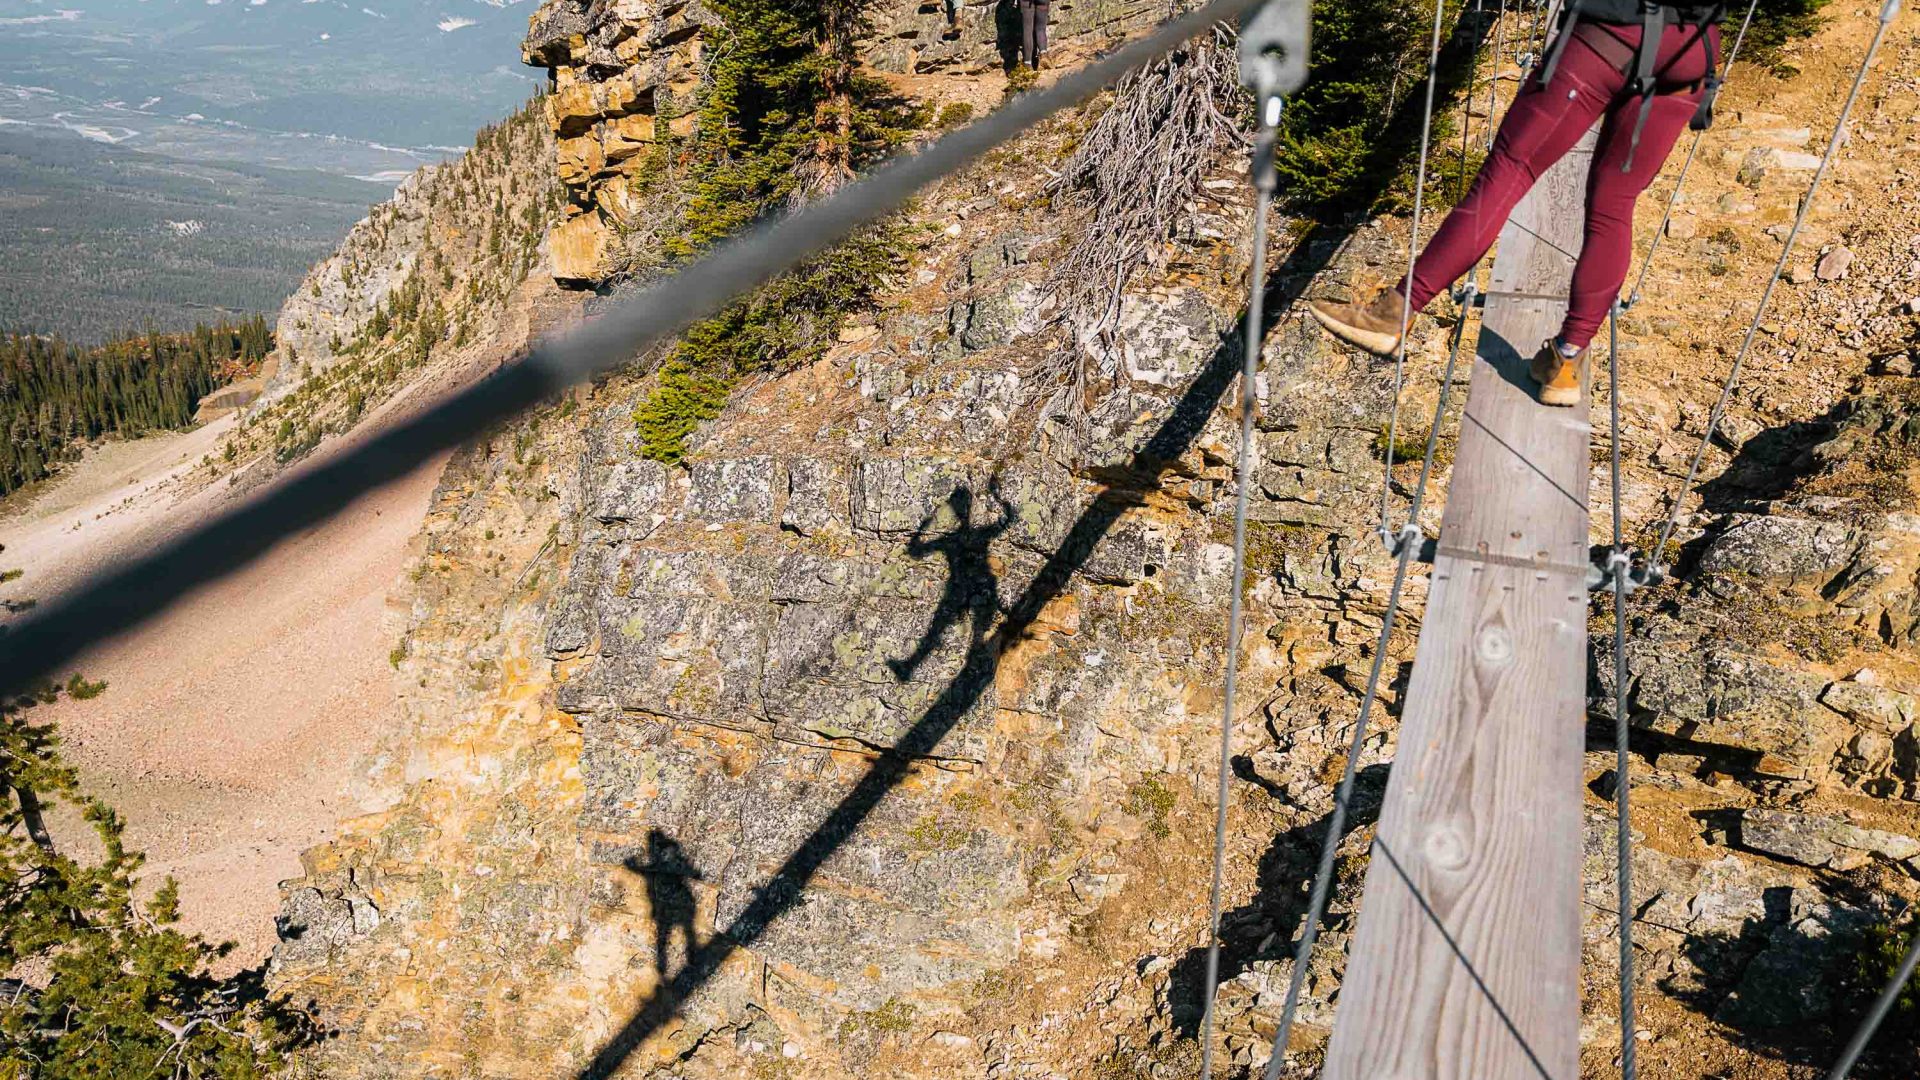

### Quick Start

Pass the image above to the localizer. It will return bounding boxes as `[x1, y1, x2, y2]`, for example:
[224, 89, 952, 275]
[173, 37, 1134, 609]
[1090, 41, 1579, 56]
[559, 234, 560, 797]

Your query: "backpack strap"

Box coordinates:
[1537, 0, 1588, 90]
[1619, 1, 1667, 172]
[1689, 4, 1727, 130]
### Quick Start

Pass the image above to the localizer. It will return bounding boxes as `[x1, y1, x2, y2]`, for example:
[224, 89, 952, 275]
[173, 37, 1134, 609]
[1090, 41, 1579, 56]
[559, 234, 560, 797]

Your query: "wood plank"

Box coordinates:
[1317, 128, 1597, 1080]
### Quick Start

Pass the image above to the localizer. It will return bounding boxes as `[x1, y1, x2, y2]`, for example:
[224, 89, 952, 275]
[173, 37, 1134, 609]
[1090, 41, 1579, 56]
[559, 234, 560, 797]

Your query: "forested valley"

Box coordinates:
[0, 318, 270, 497]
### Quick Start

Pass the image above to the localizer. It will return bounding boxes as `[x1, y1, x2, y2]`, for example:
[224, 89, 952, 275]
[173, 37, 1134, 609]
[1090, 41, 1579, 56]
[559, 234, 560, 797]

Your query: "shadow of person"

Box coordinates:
[625, 830, 703, 981]
[888, 483, 1015, 683]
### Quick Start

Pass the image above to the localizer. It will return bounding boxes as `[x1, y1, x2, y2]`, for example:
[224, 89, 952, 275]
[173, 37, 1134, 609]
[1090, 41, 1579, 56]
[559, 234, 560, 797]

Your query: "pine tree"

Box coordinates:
[0, 685, 315, 1073]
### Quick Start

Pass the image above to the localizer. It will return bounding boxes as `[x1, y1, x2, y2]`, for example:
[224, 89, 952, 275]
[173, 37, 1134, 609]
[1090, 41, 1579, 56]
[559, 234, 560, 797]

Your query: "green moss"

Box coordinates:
[1124, 775, 1177, 839]
[837, 997, 916, 1042]
[906, 812, 970, 852]
[1375, 421, 1453, 469]
[0, 569, 21, 584]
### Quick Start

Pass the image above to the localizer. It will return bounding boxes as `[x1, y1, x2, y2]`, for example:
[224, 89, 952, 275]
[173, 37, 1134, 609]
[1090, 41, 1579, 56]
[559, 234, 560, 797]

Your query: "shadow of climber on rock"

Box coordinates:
[888, 483, 1014, 683]
[625, 829, 702, 981]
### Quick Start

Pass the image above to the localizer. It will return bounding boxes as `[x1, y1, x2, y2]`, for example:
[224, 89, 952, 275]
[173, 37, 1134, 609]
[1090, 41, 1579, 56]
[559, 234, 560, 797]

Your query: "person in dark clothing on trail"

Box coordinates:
[1308, 0, 1726, 408]
[1019, 0, 1050, 69]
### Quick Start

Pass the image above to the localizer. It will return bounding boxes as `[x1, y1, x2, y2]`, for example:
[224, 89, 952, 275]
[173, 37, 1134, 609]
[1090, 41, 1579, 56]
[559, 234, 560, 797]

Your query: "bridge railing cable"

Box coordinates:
[1376, 0, 1458, 547]
[1827, 919, 1920, 1079]
[1604, 301, 1639, 1080]
[1611, 5, 1903, 1077]
[1638, 0, 1899, 579]
[1196, 5, 1310, 1076]
[0, 0, 1267, 694]
[1260, 279, 1478, 1080]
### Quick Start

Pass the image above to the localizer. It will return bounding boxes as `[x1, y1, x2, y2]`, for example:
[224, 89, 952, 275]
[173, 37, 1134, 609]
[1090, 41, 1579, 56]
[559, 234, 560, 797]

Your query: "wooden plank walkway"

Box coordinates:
[1318, 129, 1598, 1079]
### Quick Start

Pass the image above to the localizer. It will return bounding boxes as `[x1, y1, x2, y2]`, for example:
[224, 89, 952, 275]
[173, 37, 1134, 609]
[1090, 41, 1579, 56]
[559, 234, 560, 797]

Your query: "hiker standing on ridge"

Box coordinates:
[1019, 0, 1051, 69]
[1308, 0, 1726, 407]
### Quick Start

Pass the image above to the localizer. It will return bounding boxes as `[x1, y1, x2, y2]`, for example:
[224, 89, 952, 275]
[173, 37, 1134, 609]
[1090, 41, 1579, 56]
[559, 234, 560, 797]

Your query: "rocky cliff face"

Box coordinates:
[522, 0, 1174, 282]
[270, 4, 1920, 1078]
[264, 104, 559, 404]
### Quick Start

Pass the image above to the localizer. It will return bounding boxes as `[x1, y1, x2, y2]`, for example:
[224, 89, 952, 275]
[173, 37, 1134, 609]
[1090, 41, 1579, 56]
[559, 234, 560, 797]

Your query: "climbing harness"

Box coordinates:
[1376, 0, 1456, 553]
[1194, 6, 1309, 1079]
[1538, 0, 1726, 173]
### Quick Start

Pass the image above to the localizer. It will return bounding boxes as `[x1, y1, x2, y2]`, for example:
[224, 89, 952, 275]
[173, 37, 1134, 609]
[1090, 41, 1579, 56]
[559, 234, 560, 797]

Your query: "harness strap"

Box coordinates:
[1537, 0, 1587, 89]
[1619, 1, 1667, 172]
[1690, 4, 1727, 130]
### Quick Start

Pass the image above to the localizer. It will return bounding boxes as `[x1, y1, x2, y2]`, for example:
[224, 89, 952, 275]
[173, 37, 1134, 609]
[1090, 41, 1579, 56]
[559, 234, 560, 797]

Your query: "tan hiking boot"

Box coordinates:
[1308, 288, 1412, 357]
[1530, 339, 1584, 407]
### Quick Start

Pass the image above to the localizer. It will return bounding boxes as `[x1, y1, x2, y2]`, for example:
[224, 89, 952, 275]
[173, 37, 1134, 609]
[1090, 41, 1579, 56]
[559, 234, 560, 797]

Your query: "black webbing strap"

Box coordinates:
[1690, 5, 1727, 130]
[1537, 0, 1587, 89]
[1619, 1, 1667, 171]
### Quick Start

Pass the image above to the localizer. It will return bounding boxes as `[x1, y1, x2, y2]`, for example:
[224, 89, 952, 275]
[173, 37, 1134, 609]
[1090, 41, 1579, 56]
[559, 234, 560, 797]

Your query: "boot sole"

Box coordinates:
[1308, 304, 1401, 357]
[1536, 383, 1581, 407]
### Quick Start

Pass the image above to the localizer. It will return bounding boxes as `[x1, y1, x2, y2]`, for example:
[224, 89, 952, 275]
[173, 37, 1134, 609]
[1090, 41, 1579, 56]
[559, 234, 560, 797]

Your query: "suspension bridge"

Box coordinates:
[1, 0, 1914, 1077]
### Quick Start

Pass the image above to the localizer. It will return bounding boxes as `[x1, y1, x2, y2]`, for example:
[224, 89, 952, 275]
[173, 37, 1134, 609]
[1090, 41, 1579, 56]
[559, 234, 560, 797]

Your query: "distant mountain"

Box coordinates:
[0, 126, 389, 343]
[0, 0, 541, 177]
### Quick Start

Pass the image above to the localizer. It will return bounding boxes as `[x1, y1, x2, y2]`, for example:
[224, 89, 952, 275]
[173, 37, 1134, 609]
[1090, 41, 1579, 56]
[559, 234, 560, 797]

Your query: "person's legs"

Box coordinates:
[1312, 33, 1624, 356]
[1404, 37, 1623, 311]
[1031, 0, 1049, 65]
[1560, 26, 1718, 348]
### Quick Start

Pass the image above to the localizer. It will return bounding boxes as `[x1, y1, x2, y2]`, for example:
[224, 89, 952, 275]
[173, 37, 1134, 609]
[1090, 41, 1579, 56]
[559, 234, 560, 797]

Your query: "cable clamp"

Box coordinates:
[1381, 522, 1421, 557]
[1239, 0, 1311, 103]
[1585, 547, 1667, 593]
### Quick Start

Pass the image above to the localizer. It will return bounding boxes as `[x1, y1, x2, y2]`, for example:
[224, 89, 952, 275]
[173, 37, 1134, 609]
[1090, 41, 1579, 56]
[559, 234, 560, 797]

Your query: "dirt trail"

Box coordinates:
[1, 276, 568, 964]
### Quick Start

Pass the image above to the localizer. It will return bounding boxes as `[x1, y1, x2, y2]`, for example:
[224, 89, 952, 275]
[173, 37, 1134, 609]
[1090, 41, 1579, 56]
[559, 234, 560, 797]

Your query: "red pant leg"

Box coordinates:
[1560, 26, 1718, 348]
[1405, 37, 1621, 311]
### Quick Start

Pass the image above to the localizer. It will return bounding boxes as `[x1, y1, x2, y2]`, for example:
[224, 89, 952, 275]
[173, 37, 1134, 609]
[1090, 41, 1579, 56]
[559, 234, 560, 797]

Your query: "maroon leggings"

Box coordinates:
[1406, 22, 1720, 348]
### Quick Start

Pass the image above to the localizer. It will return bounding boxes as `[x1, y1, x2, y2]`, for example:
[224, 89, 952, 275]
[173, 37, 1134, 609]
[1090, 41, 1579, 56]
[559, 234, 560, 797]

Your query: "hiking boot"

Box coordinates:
[1308, 288, 1412, 357]
[1529, 339, 1584, 407]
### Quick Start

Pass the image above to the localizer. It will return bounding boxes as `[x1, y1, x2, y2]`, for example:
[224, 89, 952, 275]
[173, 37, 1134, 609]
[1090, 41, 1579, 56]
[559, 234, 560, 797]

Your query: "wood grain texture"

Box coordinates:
[1318, 128, 1596, 1080]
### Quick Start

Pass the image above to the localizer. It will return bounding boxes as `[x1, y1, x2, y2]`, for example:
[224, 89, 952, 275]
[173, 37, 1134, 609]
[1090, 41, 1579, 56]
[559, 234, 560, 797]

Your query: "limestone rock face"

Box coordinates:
[517, 0, 1172, 286]
[265, 106, 557, 402]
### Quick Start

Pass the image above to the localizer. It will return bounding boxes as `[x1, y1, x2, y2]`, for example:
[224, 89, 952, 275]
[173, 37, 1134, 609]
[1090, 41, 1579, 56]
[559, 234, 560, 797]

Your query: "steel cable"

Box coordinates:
[0, 0, 1267, 693]
[1624, 0, 1762, 308]
[1641, 0, 1899, 575]
[1261, 281, 1477, 1079]
[1828, 919, 1920, 1079]
[1197, 113, 1283, 1080]
[1377, 0, 1457, 543]
[1605, 301, 1638, 1080]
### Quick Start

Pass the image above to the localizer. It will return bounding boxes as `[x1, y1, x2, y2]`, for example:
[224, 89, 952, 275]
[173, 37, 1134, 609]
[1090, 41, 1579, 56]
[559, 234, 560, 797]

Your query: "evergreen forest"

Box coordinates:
[0, 318, 270, 497]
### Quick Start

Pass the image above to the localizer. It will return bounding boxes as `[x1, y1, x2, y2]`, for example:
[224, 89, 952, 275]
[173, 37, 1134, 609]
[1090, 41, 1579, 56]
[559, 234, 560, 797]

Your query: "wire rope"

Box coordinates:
[1197, 110, 1284, 1080]
[1827, 919, 1920, 1079]
[1261, 281, 1478, 1080]
[1641, 0, 1899, 575]
[1605, 302, 1638, 1080]
[1376, 0, 1457, 544]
